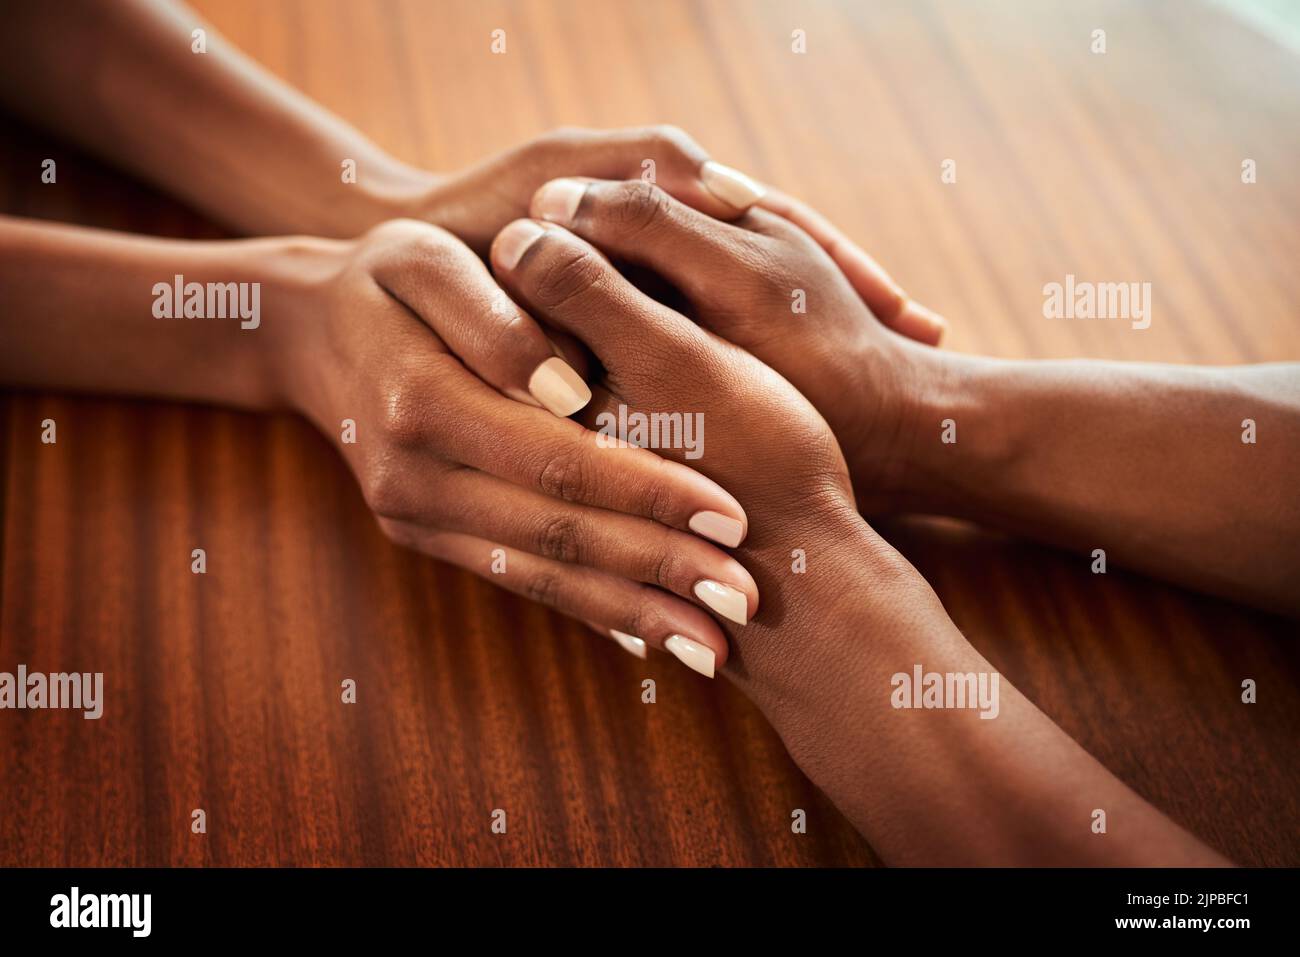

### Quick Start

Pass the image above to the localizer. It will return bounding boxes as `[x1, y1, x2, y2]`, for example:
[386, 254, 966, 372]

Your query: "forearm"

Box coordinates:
[0, 214, 336, 408]
[726, 510, 1227, 865]
[0, 0, 432, 237]
[886, 343, 1300, 615]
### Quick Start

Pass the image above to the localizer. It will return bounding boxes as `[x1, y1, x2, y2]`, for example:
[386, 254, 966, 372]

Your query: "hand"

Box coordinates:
[518, 176, 939, 511]
[487, 215, 918, 684]
[406, 126, 945, 346]
[267, 220, 763, 667]
[412, 125, 757, 254]
[481, 216, 1241, 868]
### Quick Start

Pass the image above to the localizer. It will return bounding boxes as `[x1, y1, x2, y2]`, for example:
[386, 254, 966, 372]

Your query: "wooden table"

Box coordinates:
[2, 0, 1297, 867]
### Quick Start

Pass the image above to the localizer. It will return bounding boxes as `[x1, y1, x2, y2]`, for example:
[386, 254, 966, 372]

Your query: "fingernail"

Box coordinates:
[701, 160, 766, 210]
[528, 356, 592, 417]
[496, 219, 546, 270]
[610, 629, 648, 659]
[534, 178, 587, 226]
[665, 634, 716, 678]
[689, 510, 745, 548]
[693, 580, 749, 625]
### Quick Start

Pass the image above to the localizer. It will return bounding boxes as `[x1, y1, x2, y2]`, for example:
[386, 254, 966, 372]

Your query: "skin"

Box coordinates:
[0, 214, 753, 662]
[486, 215, 1231, 865]
[0, 0, 945, 659]
[0, 0, 944, 342]
[532, 177, 1300, 616]
[0, 205, 1233, 862]
[0, 0, 1262, 863]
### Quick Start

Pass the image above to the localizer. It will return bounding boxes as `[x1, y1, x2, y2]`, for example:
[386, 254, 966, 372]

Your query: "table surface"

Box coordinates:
[2, 0, 1298, 867]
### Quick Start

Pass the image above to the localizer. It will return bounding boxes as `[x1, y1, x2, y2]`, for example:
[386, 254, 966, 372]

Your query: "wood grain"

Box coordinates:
[1, 0, 1297, 866]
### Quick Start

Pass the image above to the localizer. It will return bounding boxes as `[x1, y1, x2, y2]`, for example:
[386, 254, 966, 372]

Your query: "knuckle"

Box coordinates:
[606, 180, 673, 234]
[648, 541, 681, 590]
[362, 459, 412, 520]
[536, 446, 591, 503]
[477, 307, 531, 371]
[365, 217, 429, 244]
[363, 219, 467, 283]
[644, 123, 696, 157]
[522, 127, 596, 168]
[624, 597, 665, 644]
[520, 134, 563, 163]
[530, 244, 606, 310]
[538, 125, 591, 148]
[638, 470, 676, 524]
[534, 514, 586, 563]
[523, 571, 564, 608]
[376, 375, 433, 449]
[368, 217, 445, 253]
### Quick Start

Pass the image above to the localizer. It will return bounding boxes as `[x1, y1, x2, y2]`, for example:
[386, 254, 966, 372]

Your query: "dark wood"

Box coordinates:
[2, 0, 1297, 866]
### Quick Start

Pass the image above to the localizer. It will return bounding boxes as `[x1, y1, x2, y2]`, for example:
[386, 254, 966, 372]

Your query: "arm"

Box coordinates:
[0, 0, 747, 241]
[737, 513, 1229, 866]
[488, 213, 1230, 864]
[522, 175, 1300, 616]
[0, 0, 432, 238]
[0, 0, 946, 344]
[893, 348, 1300, 616]
[0, 214, 297, 407]
[0, 212, 761, 666]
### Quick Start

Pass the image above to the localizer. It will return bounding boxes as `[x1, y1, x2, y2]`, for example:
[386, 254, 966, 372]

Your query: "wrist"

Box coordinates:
[859, 341, 1020, 516]
[833, 331, 941, 514]
[726, 496, 940, 718]
[245, 234, 354, 411]
[352, 161, 443, 233]
[312, 154, 441, 237]
[726, 500, 1012, 857]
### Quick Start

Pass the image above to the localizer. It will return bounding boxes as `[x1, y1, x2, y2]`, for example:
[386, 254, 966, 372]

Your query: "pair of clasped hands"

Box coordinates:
[323, 127, 944, 681]
[14, 0, 1284, 861]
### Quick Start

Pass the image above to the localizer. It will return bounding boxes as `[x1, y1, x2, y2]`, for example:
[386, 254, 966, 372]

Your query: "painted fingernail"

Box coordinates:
[528, 356, 592, 417]
[701, 160, 766, 210]
[664, 634, 716, 678]
[693, 579, 749, 625]
[495, 219, 546, 270]
[610, 629, 648, 659]
[689, 510, 745, 548]
[534, 178, 587, 226]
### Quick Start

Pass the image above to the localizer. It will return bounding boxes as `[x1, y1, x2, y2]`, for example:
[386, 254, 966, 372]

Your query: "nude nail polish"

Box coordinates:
[689, 510, 745, 548]
[496, 219, 545, 270]
[528, 356, 591, 417]
[693, 579, 749, 625]
[664, 635, 715, 678]
[610, 629, 648, 659]
[534, 178, 587, 226]
[701, 160, 766, 209]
